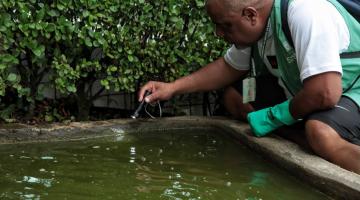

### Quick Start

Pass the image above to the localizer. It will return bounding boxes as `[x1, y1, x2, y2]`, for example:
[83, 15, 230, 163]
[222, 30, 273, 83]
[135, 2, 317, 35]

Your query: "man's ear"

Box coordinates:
[242, 7, 258, 25]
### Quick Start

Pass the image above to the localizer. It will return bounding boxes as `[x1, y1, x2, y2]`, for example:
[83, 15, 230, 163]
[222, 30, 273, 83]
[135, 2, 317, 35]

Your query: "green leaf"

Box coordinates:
[46, 23, 56, 32]
[57, 4, 65, 11]
[47, 9, 59, 17]
[109, 6, 118, 12]
[195, 0, 205, 8]
[128, 55, 134, 62]
[45, 114, 54, 122]
[66, 85, 77, 93]
[1, 55, 18, 64]
[125, 69, 132, 74]
[6, 73, 17, 82]
[36, 8, 45, 21]
[83, 10, 90, 18]
[3, 14, 13, 28]
[100, 79, 109, 86]
[0, 26, 6, 32]
[170, 17, 179, 23]
[85, 38, 92, 47]
[110, 66, 117, 72]
[33, 45, 45, 57]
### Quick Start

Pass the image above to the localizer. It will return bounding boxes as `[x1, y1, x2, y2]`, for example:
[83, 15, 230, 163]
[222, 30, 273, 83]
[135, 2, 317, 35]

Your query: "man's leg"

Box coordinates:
[305, 120, 360, 173]
[223, 86, 254, 121]
[305, 97, 360, 174]
[223, 75, 286, 121]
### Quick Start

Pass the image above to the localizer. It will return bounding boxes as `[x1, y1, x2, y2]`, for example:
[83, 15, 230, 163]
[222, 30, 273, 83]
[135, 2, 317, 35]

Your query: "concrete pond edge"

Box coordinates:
[0, 116, 359, 199]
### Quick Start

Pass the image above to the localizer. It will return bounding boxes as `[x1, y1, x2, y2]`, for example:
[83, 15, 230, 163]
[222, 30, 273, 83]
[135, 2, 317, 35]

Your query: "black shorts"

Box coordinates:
[308, 96, 360, 145]
[232, 75, 287, 110]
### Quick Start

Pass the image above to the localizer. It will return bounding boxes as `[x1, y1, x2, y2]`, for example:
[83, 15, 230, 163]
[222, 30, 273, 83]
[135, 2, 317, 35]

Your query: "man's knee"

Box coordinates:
[305, 120, 344, 158]
[305, 120, 329, 142]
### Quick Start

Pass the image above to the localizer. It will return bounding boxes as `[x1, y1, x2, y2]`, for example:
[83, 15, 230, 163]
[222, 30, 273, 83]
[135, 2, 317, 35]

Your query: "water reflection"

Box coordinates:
[21, 176, 53, 188]
[129, 146, 136, 163]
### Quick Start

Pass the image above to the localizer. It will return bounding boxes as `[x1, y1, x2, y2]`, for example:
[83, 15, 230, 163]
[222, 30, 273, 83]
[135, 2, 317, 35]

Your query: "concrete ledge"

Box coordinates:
[0, 116, 359, 199]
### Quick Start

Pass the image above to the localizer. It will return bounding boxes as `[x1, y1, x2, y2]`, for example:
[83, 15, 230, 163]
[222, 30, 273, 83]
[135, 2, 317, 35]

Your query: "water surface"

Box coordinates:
[0, 129, 331, 199]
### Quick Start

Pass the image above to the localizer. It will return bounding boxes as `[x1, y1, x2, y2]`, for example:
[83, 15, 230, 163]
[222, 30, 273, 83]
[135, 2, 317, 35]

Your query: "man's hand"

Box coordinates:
[247, 100, 298, 137]
[138, 81, 176, 103]
[138, 58, 247, 104]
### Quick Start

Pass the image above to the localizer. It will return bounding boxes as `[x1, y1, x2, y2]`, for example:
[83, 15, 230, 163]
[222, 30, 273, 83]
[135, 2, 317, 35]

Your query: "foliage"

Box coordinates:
[0, 0, 226, 121]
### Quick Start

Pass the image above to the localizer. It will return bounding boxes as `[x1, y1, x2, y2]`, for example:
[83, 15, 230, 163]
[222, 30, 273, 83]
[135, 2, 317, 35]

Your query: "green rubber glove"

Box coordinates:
[247, 100, 297, 137]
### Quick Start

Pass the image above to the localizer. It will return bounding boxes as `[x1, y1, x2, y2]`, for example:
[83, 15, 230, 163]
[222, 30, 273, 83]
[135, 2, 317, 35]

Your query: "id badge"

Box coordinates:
[242, 77, 256, 103]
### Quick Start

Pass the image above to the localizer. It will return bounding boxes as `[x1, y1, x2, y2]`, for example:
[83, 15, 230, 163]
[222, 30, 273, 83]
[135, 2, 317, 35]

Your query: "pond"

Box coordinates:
[0, 128, 331, 199]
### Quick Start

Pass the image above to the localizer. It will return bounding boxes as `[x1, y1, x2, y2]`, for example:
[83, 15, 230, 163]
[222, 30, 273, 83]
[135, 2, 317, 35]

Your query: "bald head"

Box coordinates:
[205, 0, 265, 13]
[205, 0, 274, 47]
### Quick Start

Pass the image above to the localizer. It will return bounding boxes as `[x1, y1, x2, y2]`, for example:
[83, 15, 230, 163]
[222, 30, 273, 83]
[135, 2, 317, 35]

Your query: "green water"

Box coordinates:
[0, 129, 330, 200]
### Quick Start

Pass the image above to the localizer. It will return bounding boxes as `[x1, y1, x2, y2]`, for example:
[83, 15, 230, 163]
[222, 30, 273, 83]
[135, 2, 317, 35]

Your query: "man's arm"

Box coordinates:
[247, 71, 342, 136]
[140, 57, 248, 102]
[290, 72, 342, 119]
[287, 0, 345, 117]
[172, 57, 247, 95]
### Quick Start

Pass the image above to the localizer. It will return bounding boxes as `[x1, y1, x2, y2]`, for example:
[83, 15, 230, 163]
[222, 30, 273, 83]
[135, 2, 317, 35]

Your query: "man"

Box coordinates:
[138, 0, 360, 173]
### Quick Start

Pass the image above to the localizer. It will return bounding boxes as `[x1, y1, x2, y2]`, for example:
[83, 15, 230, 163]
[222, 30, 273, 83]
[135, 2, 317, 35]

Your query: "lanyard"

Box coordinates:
[249, 50, 256, 77]
[249, 20, 271, 77]
[261, 20, 271, 60]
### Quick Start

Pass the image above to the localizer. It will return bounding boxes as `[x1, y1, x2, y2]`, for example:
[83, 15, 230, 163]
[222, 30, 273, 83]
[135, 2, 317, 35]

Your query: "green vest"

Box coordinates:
[262, 0, 360, 105]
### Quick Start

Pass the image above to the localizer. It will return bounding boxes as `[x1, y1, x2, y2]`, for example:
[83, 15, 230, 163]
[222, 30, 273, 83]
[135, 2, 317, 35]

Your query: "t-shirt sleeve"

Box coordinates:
[288, 0, 349, 82]
[223, 45, 251, 71]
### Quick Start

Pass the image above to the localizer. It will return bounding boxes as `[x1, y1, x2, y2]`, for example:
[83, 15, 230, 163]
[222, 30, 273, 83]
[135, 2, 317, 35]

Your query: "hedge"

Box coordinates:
[0, 0, 227, 121]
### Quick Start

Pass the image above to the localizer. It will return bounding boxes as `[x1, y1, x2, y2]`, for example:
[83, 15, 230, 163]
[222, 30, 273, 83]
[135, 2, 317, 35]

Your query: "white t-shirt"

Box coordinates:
[224, 0, 350, 96]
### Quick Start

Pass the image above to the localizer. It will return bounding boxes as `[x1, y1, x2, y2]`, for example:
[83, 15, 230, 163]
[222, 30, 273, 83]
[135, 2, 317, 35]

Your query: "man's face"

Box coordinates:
[206, 0, 264, 48]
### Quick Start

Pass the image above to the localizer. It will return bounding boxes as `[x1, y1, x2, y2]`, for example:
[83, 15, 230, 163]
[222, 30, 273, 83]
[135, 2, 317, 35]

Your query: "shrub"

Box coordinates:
[0, 0, 226, 121]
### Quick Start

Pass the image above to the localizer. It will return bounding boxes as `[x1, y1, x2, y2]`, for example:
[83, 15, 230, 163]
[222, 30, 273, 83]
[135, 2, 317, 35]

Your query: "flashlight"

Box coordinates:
[130, 90, 151, 119]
